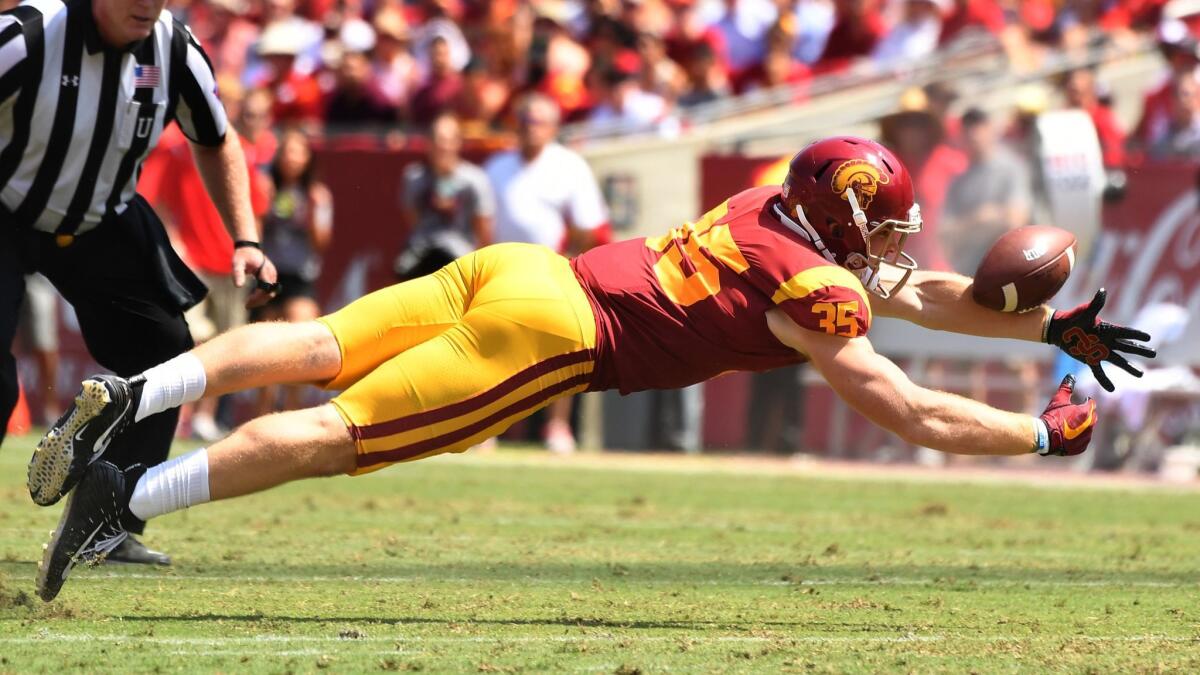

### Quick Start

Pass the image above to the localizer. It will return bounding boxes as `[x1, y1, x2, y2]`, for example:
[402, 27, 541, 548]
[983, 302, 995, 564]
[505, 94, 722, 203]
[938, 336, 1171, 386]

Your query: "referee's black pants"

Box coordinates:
[1, 196, 204, 534]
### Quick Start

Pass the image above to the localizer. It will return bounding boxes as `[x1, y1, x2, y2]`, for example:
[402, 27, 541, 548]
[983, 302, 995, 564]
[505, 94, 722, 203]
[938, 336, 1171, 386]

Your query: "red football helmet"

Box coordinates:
[779, 136, 922, 298]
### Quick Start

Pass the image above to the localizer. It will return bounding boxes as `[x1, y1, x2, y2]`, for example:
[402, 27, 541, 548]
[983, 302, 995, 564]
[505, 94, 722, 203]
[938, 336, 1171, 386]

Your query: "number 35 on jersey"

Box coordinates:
[644, 198, 872, 341]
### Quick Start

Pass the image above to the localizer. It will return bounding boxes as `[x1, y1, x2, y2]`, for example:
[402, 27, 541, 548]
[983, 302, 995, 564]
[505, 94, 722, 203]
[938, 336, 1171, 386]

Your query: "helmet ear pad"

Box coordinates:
[822, 218, 870, 270]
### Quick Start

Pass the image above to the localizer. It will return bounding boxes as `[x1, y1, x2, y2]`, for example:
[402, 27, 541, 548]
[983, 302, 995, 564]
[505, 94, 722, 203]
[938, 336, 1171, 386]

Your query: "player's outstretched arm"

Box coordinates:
[875, 272, 1155, 392]
[874, 269, 1050, 341]
[766, 310, 1096, 456]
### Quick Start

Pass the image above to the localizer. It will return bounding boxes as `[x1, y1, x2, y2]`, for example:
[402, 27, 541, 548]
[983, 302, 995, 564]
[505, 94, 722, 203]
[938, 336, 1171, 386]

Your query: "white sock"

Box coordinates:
[128, 448, 211, 521]
[134, 352, 207, 422]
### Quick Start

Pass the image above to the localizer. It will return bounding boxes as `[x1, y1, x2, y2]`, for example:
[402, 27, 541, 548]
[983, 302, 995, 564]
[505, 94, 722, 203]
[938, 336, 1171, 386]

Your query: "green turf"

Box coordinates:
[2, 434, 1199, 673]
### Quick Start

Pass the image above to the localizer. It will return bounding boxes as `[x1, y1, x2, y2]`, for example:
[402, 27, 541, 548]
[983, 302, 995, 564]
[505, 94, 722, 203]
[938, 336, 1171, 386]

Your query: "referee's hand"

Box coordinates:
[232, 245, 279, 309]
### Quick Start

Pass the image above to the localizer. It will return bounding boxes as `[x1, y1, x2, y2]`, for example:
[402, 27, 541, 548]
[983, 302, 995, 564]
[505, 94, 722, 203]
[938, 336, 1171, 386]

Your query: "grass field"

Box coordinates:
[2, 433, 1200, 673]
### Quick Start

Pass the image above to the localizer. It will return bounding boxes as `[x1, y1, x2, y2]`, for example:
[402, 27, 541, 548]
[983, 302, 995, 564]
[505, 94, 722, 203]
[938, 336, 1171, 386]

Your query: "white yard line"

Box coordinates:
[0, 634, 1196, 646]
[0, 635, 933, 645]
[51, 572, 1198, 588]
[161, 648, 416, 657]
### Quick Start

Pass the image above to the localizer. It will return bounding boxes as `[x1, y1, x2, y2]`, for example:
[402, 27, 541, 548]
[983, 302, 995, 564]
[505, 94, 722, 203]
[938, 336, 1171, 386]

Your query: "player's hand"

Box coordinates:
[1044, 289, 1156, 392]
[231, 244, 280, 309]
[1035, 375, 1097, 456]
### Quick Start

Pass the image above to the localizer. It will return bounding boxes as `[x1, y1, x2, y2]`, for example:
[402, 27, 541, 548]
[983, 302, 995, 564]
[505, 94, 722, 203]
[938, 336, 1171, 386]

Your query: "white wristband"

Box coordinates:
[1032, 418, 1051, 456]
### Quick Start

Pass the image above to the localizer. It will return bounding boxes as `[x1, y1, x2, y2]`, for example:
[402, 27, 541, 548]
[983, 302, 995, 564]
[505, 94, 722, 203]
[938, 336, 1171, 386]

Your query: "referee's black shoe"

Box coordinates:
[28, 374, 141, 506]
[105, 536, 172, 566]
[37, 461, 143, 602]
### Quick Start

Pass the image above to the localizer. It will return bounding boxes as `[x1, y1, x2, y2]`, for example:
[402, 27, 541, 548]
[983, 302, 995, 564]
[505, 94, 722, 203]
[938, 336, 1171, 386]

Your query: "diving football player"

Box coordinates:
[29, 137, 1154, 601]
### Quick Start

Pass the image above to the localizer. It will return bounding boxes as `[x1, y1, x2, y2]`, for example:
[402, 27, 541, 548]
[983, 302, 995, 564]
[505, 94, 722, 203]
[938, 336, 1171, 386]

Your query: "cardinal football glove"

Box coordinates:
[1044, 289, 1157, 392]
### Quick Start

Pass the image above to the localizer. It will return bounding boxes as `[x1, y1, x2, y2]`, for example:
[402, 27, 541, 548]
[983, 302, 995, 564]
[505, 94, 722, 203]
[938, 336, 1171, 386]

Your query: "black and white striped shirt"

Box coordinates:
[0, 0, 227, 237]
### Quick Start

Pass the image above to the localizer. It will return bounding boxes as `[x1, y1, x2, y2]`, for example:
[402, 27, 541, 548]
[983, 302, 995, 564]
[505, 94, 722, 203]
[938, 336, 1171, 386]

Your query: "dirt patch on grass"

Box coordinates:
[0, 574, 93, 619]
[0, 578, 34, 610]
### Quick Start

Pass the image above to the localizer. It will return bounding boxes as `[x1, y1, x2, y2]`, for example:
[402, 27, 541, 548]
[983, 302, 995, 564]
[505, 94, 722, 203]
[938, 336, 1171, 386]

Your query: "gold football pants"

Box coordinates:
[317, 243, 597, 474]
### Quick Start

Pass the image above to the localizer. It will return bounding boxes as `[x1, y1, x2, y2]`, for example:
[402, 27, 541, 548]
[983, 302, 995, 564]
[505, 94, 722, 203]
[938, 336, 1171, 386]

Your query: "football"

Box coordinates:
[971, 225, 1077, 312]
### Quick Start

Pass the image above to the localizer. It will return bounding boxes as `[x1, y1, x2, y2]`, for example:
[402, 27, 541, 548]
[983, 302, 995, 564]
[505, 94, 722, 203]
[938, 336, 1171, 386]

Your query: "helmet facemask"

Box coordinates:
[839, 188, 922, 299]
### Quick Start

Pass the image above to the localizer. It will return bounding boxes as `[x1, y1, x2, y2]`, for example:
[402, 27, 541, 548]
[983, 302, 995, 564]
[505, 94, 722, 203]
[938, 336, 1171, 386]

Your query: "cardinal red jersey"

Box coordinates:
[572, 185, 873, 394]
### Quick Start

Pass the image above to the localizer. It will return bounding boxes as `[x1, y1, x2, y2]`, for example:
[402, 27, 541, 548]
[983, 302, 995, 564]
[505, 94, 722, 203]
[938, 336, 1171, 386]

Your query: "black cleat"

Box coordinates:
[36, 462, 142, 602]
[28, 374, 140, 506]
[105, 535, 171, 567]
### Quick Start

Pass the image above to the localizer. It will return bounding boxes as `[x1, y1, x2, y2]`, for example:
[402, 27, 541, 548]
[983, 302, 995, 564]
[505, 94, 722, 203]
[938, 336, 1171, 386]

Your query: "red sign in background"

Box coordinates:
[12, 153, 1200, 452]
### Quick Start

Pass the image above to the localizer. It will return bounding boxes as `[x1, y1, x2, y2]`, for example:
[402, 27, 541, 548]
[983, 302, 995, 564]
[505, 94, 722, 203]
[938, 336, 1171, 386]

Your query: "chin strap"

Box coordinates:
[772, 203, 838, 265]
[772, 202, 880, 292]
[858, 263, 883, 293]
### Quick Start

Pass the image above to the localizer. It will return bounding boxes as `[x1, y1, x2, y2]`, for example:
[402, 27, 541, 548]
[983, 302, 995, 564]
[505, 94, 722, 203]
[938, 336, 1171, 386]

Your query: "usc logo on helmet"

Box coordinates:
[830, 159, 889, 210]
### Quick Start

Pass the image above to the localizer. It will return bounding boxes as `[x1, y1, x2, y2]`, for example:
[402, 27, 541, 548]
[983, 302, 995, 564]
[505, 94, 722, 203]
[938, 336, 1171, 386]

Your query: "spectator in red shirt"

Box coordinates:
[1018, 0, 1058, 44]
[257, 23, 325, 129]
[581, 12, 637, 76]
[1131, 21, 1200, 150]
[879, 87, 968, 272]
[238, 87, 279, 174]
[455, 57, 512, 132]
[298, 0, 336, 23]
[1100, 0, 1167, 31]
[817, 0, 886, 71]
[1063, 67, 1126, 168]
[410, 35, 465, 128]
[526, 12, 593, 121]
[664, 0, 730, 82]
[938, 0, 1005, 46]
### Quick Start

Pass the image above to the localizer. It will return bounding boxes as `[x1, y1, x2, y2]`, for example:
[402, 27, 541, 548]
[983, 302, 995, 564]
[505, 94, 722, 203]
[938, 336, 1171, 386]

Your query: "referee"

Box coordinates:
[0, 0, 277, 564]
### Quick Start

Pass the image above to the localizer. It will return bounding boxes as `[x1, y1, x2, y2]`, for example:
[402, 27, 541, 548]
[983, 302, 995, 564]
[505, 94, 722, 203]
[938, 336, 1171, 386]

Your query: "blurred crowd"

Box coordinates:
[158, 0, 1174, 138]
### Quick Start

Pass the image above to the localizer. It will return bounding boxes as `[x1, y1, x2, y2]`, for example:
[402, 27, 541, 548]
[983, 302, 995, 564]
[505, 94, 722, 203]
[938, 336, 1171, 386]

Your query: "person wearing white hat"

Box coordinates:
[256, 21, 325, 128]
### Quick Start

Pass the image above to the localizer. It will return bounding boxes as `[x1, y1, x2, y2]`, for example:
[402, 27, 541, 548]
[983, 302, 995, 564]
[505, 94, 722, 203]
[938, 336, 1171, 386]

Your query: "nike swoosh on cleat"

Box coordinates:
[62, 520, 106, 581]
[90, 399, 130, 461]
[73, 421, 90, 444]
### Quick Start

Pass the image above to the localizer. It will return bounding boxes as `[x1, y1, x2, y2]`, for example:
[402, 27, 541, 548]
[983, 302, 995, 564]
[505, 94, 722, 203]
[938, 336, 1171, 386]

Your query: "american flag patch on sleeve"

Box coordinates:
[133, 65, 161, 88]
